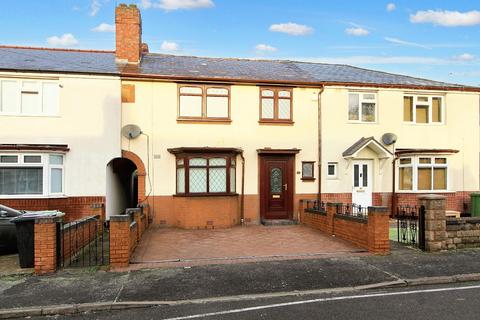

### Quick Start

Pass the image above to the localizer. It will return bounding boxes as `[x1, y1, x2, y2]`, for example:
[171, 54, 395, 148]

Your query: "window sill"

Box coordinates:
[258, 120, 294, 126]
[396, 190, 454, 194]
[174, 193, 239, 197]
[177, 118, 232, 125]
[347, 121, 377, 124]
[301, 177, 316, 182]
[402, 122, 445, 126]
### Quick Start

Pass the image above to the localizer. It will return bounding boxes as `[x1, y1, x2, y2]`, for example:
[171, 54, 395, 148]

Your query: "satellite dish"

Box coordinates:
[381, 133, 397, 146]
[121, 124, 142, 139]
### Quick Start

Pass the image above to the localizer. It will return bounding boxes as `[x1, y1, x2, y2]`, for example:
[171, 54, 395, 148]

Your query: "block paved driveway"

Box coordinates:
[130, 225, 368, 269]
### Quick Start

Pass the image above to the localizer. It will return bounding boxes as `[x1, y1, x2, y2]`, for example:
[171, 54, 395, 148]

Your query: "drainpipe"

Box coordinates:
[317, 87, 325, 206]
[240, 151, 246, 225]
[391, 146, 398, 217]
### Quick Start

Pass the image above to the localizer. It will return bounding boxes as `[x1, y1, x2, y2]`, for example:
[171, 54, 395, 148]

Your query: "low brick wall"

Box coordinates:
[299, 201, 389, 254]
[446, 218, 480, 249]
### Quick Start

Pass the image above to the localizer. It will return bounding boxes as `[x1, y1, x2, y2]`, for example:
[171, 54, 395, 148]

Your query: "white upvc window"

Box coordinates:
[398, 156, 448, 192]
[403, 95, 444, 124]
[348, 92, 377, 123]
[0, 79, 59, 116]
[327, 162, 338, 179]
[0, 153, 65, 197]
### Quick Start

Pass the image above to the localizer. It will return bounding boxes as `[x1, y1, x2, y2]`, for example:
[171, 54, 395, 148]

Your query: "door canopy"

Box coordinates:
[342, 137, 393, 160]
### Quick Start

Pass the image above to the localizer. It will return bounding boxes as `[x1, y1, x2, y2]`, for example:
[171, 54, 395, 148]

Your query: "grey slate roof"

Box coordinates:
[0, 46, 476, 90]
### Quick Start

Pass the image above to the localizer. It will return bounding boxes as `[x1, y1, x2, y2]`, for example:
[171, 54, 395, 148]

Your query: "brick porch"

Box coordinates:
[130, 225, 368, 268]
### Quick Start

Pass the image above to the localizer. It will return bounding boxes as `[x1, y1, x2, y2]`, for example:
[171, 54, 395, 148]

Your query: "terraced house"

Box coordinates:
[0, 4, 479, 228]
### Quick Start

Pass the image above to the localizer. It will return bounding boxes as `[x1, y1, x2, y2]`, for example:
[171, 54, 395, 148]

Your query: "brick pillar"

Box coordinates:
[418, 194, 446, 252]
[298, 200, 306, 223]
[326, 203, 339, 235]
[367, 206, 390, 254]
[110, 215, 131, 268]
[34, 217, 60, 275]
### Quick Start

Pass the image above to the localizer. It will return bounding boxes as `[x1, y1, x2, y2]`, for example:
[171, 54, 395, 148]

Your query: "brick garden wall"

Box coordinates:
[446, 218, 480, 250]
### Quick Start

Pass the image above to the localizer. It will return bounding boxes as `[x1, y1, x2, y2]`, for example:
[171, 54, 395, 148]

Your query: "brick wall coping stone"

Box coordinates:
[447, 217, 480, 225]
[305, 208, 327, 215]
[327, 202, 343, 206]
[110, 214, 130, 222]
[368, 206, 389, 214]
[334, 214, 368, 224]
[418, 194, 447, 200]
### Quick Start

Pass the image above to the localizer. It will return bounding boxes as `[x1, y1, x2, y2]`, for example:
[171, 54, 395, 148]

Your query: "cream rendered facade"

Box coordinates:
[121, 80, 480, 227]
[0, 71, 122, 219]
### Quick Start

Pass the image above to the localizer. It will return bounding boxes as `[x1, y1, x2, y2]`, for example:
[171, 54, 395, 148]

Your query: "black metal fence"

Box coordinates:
[57, 215, 109, 268]
[304, 199, 326, 212]
[336, 203, 368, 220]
[395, 205, 425, 250]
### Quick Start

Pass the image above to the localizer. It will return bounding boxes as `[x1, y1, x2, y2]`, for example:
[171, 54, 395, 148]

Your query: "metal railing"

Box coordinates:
[304, 200, 326, 213]
[336, 203, 368, 220]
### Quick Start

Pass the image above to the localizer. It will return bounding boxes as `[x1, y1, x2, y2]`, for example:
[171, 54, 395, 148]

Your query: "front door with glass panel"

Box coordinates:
[260, 155, 294, 220]
[352, 160, 373, 208]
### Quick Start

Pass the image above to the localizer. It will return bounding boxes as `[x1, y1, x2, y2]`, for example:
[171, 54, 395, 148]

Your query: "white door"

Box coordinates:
[352, 160, 373, 208]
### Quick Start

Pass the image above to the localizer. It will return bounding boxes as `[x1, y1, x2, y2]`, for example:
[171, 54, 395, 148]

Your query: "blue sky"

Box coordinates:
[1, 0, 479, 85]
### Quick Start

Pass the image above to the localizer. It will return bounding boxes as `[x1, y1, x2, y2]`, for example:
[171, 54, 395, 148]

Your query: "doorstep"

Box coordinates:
[261, 219, 298, 226]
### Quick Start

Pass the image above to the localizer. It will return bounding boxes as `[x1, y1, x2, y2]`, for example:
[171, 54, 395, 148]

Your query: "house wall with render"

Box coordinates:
[121, 81, 320, 227]
[321, 86, 480, 212]
[0, 72, 122, 220]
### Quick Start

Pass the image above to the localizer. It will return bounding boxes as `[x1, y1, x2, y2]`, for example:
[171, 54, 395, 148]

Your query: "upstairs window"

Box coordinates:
[0, 79, 59, 116]
[348, 92, 376, 123]
[178, 85, 230, 120]
[404, 95, 443, 124]
[0, 153, 64, 197]
[260, 88, 293, 123]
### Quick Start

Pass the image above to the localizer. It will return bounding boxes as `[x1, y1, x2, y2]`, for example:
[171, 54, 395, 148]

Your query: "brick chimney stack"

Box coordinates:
[115, 4, 142, 63]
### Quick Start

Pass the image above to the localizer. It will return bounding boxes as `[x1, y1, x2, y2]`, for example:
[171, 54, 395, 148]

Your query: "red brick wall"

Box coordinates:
[0, 196, 105, 222]
[333, 217, 369, 249]
[115, 4, 141, 63]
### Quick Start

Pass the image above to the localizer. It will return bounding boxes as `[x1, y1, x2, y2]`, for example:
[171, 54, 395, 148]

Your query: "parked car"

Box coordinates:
[0, 205, 24, 255]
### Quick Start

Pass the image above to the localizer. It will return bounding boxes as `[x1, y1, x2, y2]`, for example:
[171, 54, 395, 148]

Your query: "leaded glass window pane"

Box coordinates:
[207, 88, 228, 95]
[209, 168, 227, 192]
[261, 98, 274, 119]
[349, 93, 359, 120]
[189, 168, 207, 193]
[176, 168, 185, 193]
[361, 103, 375, 122]
[206, 96, 228, 118]
[278, 99, 291, 119]
[209, 158, 226, 166]
[230, 167, 236, 192]
[270, 168, 282, 193]
[302, 163, 313, 178]
[190, 158, 207, 166]
[262, 90, 274, 97]
[180, 87, 202, 94]
[278, 90, 291, 98]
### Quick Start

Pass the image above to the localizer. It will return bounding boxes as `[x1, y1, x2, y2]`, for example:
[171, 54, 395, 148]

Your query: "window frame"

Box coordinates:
[403, 95, 445, 125]
[177, 84, 231, 122]
[397, 156, 449, 193]
[0, 153, 65, 198]
[0, 78, 60, 117]
[301, 161, 315, 181]
[259, 87, 293, 124]
[174, 153, 237, 196]
[327, 162, 338, 179]
[348, 92, 377, 123]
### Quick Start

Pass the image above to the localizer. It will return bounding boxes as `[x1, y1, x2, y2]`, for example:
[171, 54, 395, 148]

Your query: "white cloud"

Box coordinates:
[91, 23, 115, 32]
[410, 10, 480, 27]
[161, 40, 180, 51]
[269, 23, 314, 36]
[453, 53, 475, 61]
[255, 44, 277, 53]
[90, 0, 101, 16]
[386, 3, 396, 12]
[141, 0, 214, 11]
[345, 27, 369, 36]
[385, 37, 430, 49]
[47, 34, 79, 47]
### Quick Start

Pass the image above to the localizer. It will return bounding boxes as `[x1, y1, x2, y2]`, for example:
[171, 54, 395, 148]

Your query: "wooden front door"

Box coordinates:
[260, 155, 294, 220]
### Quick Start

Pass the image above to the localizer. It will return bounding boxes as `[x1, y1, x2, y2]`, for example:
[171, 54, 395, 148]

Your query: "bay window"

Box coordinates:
[398, 156, 448, 192]
[175, 153, 236, 195]
[0, 153, 64, 197]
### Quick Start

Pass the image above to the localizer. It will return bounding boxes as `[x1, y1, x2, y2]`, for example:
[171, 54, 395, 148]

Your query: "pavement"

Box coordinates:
[2, 244, 480, 318]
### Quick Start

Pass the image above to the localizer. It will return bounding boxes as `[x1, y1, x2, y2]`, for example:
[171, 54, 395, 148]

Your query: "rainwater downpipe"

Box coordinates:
[391, 145, 398, 218]
[317, 87, 325, 206]
[240, 151, 246, 225]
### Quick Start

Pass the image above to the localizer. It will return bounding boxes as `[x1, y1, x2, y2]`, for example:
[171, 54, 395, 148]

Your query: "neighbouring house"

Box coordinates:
[0, 3, 479, 227]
